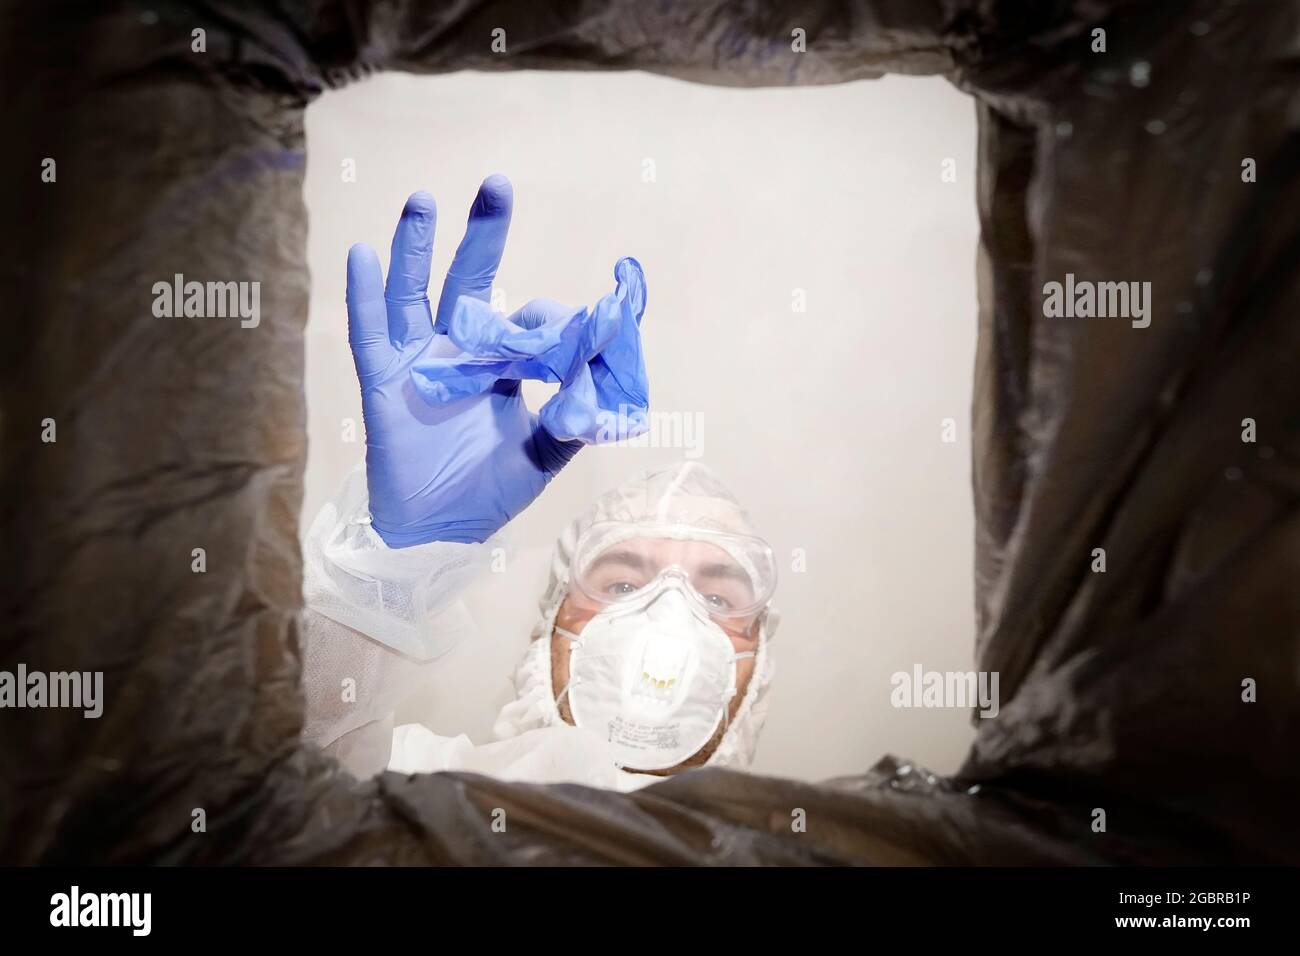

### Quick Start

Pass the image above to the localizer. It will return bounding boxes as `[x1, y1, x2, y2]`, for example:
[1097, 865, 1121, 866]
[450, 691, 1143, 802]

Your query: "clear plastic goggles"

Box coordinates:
[570, 521, 777, 620]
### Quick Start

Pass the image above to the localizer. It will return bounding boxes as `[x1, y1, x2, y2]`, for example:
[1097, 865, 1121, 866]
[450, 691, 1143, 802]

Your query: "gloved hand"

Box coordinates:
[345, 174, 648, 548]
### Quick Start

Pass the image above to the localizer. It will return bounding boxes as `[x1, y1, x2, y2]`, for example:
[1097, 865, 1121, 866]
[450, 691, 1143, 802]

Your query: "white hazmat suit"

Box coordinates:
[301, 460, 777, 791]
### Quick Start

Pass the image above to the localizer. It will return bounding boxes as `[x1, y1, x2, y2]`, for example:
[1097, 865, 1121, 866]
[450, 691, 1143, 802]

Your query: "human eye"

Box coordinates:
[701, 592, 734, 611]
[693, 573, 754, 614]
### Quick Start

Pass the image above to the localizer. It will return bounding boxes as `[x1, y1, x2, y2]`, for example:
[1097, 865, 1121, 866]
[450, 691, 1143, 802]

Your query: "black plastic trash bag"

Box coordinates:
[2, 0, 1297, 864]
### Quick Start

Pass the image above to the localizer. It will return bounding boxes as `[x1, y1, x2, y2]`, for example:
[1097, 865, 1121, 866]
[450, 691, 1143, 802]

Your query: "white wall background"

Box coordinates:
[303, 70, 980, 782]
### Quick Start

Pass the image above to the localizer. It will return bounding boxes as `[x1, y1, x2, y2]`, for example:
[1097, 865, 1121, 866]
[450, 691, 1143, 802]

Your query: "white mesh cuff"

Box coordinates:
[302, 460, 498, 661]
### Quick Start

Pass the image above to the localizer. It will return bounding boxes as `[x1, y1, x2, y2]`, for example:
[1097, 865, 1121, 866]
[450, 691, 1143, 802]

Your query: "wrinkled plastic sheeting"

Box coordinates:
[2, 0, 1297, 865]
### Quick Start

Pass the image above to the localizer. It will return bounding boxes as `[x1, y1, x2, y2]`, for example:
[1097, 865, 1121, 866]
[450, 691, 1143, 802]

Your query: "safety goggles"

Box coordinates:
[570, 521, 777, 620]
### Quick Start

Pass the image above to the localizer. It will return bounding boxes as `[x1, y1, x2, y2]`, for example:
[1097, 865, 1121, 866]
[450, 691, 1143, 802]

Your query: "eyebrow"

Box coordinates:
[586, 550, 650, 574]
[694, 562, 754, 587]
[585, 552, 754, 590]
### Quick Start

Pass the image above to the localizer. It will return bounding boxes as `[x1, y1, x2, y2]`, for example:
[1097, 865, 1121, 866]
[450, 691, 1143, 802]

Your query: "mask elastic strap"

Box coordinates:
[721, 650, 757, 727]
[554, 625, 582, 646]
[551, 624, 582, 710]
[721, 650, 757, 724]
[555, 679, 574, 709]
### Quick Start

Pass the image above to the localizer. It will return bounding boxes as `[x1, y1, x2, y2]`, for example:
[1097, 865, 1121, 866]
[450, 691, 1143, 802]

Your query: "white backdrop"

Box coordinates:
[303, 70, 980, 781]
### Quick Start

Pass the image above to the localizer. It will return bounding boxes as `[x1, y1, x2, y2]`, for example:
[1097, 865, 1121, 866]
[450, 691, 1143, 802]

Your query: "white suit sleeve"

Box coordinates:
[388, 722, 661, 792]
[299, 461, 495, 777]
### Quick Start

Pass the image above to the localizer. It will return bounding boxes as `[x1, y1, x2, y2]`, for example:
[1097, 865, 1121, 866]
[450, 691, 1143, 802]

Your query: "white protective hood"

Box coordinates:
[492, 461, 779, 771]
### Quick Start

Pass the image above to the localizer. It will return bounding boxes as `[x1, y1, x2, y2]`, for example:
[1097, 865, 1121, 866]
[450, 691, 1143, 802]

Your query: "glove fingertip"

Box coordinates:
[613, 256, 647, 321]
[539, 387, 600, 444]
[346, 243, 383, 294]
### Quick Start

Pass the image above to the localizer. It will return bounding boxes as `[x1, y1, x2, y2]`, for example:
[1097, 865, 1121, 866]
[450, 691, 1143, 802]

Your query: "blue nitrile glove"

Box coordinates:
[345, 175, 648, 547]
[412, 255, 649, 442]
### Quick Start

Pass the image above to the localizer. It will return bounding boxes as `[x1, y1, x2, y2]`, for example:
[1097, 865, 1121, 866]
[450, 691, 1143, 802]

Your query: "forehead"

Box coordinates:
[596, 535, 736, 569]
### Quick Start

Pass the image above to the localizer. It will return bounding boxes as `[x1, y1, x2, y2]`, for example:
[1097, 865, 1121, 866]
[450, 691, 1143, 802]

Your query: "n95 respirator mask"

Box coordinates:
[556, 581, 753, 772]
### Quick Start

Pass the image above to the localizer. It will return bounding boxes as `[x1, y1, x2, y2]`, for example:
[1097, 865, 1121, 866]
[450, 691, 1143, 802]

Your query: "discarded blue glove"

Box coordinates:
[412, 255, 648, 442]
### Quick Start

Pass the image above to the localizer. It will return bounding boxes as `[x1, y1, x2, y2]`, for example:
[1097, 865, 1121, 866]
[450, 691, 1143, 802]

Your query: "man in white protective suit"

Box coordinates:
[300, 176, 778, 791]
